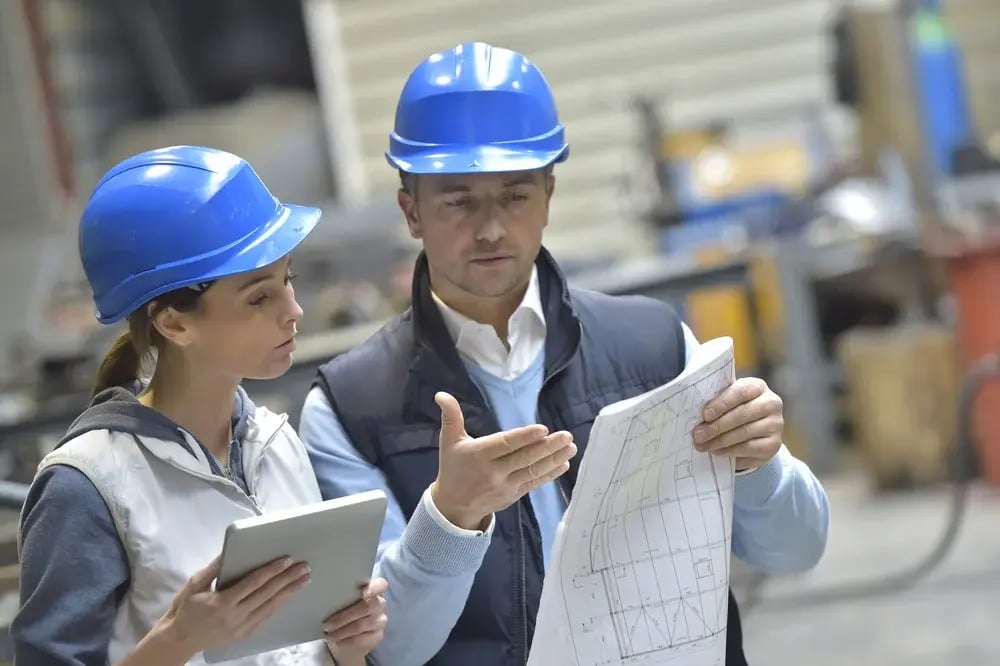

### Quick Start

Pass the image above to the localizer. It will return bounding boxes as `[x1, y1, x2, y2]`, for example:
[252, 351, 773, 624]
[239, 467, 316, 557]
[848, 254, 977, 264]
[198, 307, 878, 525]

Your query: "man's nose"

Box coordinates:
[475, 202, 506, 243]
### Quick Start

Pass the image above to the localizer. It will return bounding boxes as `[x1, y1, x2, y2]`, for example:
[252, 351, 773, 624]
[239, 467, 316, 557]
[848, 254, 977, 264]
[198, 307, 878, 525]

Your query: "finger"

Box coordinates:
[223, 557, 298, 603]
[326, 629, 384, 656]
[479, 424, 550, 460]
[517, 459, 571, 496]
[186, 554, 222, 592]
[708, 437, 779, 463]
[695, 393, 776, 446]
[696, 414, 781, 453]
[325, 594, 384, 633]
[497, 431, 575, 475]
[362, 577, 388, 600]
[327, 612, 388, 644]
[241, 571, 312, 633]
[501, 433, 577, 478]
[435, 392, 468, 446]
[239, 562, 311, 613]
[702, 378, 767, 422]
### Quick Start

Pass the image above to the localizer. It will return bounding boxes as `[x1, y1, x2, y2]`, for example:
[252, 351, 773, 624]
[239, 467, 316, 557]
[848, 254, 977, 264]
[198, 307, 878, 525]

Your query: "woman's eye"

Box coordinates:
[249, 293, 268, 308]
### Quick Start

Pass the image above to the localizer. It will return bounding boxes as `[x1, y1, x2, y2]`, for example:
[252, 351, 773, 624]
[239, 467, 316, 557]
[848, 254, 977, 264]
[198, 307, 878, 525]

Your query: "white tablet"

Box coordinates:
[203, 489, 388, 663]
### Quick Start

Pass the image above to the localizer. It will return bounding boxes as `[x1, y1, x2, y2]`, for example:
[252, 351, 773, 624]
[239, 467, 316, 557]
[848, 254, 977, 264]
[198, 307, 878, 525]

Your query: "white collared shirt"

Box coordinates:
[431, 266, 546, 379]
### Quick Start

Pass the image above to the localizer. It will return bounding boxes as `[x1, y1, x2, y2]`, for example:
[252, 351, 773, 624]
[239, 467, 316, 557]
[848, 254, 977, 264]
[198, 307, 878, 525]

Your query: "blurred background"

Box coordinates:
[1, 0, 1000, 663]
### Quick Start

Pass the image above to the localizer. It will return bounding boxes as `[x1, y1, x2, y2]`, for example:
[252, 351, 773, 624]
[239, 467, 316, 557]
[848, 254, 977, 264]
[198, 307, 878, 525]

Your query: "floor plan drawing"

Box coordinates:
[527, 337, 736, 666]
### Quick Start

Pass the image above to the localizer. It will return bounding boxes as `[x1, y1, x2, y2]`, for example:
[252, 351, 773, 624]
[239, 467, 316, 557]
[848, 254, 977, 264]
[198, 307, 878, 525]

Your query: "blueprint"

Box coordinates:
[527, 337, 736, 666]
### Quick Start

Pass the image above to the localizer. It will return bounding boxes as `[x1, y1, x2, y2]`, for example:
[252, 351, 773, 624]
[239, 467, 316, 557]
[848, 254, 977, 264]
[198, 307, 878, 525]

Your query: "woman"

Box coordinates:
[12, 145, 387, 665]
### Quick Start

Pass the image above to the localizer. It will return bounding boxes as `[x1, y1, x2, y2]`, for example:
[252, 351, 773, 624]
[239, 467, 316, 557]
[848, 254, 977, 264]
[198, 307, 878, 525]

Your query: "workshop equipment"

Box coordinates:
[837, 323, 960, 489]
[912, 0, 975, 178]
[936, 230, 1000, 486]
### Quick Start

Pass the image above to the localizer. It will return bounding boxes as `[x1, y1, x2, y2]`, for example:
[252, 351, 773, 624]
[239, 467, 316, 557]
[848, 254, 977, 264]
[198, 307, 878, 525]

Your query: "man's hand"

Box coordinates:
[431, 391, 577, 530]
[324, 578, 388, 666]
[693, 377, 783, 471]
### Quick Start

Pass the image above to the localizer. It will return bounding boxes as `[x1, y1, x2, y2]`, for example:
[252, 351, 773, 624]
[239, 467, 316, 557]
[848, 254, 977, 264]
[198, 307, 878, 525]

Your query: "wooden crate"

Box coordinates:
[837, 323, 960, 489]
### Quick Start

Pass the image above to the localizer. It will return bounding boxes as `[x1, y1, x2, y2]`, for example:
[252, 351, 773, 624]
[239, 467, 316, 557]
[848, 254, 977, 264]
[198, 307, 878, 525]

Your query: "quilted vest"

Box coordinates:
[316, 249, 748, 666]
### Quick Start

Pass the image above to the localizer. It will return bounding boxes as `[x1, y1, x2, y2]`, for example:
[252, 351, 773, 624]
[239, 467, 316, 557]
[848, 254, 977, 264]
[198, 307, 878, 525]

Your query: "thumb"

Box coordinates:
[435, 392, 467, 446]
[187, 555, 222, 592]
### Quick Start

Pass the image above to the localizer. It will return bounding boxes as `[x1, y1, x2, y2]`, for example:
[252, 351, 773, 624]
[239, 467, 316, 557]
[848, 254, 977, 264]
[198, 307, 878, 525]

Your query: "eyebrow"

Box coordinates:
[237, 260, 293, 292]
[238, 273, 275, 292]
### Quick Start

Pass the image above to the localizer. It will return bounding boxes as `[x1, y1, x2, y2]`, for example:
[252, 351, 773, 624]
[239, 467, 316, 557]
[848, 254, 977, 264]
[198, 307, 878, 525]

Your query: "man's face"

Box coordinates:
[397, 169, 555, 303]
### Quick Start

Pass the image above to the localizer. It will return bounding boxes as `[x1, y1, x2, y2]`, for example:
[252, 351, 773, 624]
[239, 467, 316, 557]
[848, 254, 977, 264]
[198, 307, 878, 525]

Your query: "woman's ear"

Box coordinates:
[150, 304, 196, 348]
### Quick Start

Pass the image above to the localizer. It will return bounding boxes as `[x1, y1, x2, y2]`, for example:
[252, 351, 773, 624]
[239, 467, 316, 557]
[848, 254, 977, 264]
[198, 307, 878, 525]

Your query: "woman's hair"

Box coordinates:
[92, 286, 207, 396]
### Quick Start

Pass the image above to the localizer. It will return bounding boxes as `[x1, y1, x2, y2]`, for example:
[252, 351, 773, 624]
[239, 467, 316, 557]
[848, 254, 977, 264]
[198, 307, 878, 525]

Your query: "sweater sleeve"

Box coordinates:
[12, 464, 131, 665]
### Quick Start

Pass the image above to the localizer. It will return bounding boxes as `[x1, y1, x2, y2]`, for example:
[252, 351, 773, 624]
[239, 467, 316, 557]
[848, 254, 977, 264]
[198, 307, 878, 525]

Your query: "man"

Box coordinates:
[300, 42, 829, 666]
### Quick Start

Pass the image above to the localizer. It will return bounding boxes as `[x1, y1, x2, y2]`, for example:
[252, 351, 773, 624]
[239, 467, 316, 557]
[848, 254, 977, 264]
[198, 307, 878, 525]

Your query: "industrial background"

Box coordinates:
[2, 0, 1000, 663]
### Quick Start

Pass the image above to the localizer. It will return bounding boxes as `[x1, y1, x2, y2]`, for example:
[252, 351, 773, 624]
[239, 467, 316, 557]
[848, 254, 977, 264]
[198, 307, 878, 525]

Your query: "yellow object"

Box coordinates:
[660, 129, 722, 161]
[684, 247, 785, 372]
[690, 141, 813, 201]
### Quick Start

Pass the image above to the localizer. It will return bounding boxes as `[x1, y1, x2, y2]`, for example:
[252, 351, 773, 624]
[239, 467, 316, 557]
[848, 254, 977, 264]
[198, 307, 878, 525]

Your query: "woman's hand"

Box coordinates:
[324, 578, 389, 665]
[154, 555, 311, 659]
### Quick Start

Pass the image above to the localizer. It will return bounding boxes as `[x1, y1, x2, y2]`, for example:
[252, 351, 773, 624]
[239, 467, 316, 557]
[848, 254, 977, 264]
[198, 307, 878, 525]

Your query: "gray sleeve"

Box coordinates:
[11, 464, 131, 666]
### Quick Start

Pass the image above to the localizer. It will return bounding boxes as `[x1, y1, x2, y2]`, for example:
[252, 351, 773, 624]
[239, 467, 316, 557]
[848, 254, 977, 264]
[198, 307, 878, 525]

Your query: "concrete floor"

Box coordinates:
[737, 471, 1000, 665]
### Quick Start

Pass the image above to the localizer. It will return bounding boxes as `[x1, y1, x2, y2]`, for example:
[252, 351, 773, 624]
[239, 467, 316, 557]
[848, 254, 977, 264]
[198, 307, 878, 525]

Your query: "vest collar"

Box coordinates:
[406, 247, 581, 434]
[132, 407, 288, 486]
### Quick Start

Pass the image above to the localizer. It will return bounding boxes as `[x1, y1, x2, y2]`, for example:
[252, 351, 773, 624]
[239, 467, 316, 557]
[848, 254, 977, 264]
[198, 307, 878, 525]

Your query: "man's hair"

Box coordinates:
[398, 169, 416, 195]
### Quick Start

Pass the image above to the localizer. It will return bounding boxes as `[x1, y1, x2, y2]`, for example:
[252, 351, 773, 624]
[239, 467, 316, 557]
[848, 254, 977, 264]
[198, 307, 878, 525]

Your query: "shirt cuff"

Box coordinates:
[422, 486, 496, 537]
[733, 446, 785, 508]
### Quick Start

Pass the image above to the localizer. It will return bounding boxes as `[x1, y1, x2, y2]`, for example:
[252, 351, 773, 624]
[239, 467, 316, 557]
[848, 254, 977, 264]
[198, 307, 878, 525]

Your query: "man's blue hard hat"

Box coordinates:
[386, 42, 570, 175]
[79, 145, 321, 324]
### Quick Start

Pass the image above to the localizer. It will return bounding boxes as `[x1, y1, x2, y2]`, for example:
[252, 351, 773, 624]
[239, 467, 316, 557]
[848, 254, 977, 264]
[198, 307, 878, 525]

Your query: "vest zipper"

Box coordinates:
[516, 500, 529, 665]
[158, 417, 287, 515]
[539, 326, 580, 511]
[246, 415, 288, 497]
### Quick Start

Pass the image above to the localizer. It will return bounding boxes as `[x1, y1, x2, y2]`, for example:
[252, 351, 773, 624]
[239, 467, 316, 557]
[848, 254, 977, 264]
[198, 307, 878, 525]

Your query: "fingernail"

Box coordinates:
[693, 427, 708, 444]
[703, 408, 716, 421]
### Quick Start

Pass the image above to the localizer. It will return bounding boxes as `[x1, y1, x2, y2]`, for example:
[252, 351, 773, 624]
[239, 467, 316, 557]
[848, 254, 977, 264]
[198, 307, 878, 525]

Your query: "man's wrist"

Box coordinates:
[429, 482, 489, 531]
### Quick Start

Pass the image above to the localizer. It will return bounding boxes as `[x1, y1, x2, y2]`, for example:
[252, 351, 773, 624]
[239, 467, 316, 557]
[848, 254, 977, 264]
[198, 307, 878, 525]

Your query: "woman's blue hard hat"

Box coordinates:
[79, 145, 321, 324]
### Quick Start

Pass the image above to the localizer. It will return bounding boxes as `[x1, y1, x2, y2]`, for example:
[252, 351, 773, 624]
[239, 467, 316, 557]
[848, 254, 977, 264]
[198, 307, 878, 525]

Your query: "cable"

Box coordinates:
[743, 351, 1000, 613]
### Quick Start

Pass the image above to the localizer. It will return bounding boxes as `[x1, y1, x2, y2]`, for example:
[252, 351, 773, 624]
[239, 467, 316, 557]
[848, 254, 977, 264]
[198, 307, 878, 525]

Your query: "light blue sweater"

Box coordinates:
[299, 327, 830, 666]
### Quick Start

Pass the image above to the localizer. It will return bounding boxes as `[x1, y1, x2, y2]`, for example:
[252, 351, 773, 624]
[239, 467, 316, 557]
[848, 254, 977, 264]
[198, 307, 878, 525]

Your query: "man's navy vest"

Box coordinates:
[315, 249, 748, 666]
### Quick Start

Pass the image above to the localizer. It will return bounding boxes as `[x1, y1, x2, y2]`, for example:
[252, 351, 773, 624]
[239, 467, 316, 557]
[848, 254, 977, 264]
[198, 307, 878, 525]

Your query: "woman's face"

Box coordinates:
[164, 255, 303, 381]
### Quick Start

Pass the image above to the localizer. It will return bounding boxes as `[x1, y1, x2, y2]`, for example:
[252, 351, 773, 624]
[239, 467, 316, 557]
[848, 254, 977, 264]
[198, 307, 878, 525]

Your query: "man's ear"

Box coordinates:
[150, 304, 196, 348]
[397, 188, 422, 240]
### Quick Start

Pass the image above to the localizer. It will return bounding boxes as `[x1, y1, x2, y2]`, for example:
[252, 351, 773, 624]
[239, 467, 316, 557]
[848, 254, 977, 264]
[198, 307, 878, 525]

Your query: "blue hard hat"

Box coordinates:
[386, 42, 569, 175]
[79, 145, 321, 324]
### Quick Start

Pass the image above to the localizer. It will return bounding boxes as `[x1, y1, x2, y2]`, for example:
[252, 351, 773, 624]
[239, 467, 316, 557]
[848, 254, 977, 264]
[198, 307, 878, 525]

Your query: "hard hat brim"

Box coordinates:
[386, 144, 569, 175]
[96, 203, 321, 324]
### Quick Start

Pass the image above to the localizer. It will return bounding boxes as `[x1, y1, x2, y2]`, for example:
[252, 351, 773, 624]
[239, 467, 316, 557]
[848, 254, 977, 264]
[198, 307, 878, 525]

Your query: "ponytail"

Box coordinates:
[92, 331, 142, 396]
[90, 286, 205, 396]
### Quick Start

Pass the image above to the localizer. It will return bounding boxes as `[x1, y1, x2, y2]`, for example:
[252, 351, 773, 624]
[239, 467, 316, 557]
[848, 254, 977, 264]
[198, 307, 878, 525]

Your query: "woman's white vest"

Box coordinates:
[32, 406, 334, 665]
